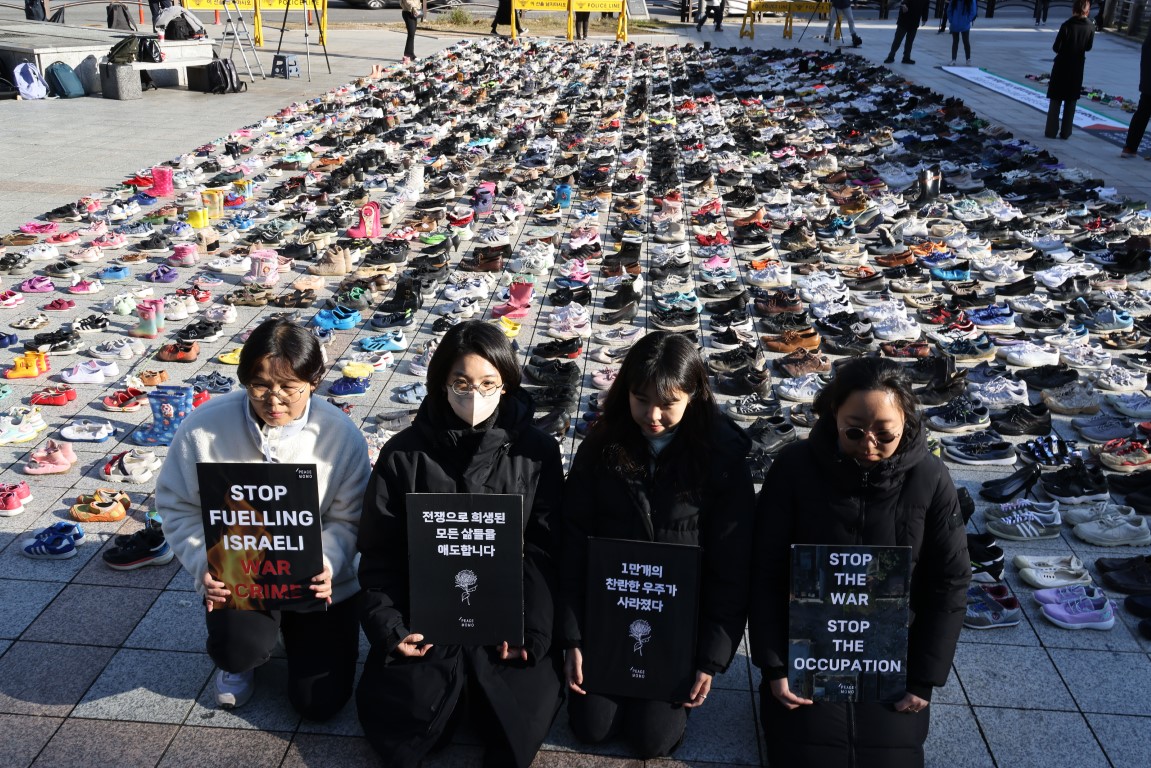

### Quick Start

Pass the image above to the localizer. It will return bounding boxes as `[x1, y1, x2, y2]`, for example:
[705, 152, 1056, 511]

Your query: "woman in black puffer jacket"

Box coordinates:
[356, 321, 564, 768]
[749, 357, 969, 768]
[559, 331, 755, 759]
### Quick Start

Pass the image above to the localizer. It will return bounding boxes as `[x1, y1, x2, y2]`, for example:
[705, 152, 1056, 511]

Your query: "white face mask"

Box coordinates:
[448, 387, 502, 427]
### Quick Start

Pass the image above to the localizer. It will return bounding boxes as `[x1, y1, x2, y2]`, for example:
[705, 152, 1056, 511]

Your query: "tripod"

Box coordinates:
[221, 0, 266, 81]
[795, 4, 825, 44]
[274, 0, 332, 82]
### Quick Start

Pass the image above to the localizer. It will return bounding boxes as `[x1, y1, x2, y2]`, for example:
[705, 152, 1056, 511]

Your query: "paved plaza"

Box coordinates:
[0, 8, 1150, 768]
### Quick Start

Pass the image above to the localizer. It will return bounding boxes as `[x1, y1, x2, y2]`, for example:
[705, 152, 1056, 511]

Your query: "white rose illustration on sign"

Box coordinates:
[454, 569, 478, 604]
[629, 619, 651, 656]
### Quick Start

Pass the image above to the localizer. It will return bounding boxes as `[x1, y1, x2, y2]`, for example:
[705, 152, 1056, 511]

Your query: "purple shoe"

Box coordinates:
[1040, 595, 1116, 630]
[19, 276, 55, 293]
[147, 264, 179, 283]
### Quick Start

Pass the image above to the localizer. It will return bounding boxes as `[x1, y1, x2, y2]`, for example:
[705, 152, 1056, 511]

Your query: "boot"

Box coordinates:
[142, 297, 166, 331]
[28, 350, 49, 374]
[554, 183, 573, 209]
[242, 249, 280, 288]
[346, 201, 382, 239]
[852, 34, 862, 47]
[149, 166, 174, 197]
[308, 246, 351, 276]
[4, 356, 37, 379]
[912, 165, 941, 206]
[492, 280, 534, 319]
[130, 303, 159, 339]
[472, 181, 496, 217]
[131, 386, 192, 446]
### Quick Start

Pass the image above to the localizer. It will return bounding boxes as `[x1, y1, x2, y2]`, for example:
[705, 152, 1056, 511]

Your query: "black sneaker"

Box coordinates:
[551, 285, 592, 306]
[708, 344, 758, 374]
[532, 337, 583, 359]
[1041, 458, 1110, 504]
[759, 312, 811, 334]
[1015, 364, 1078, 390]
[103, 520, 175, 571]
[990, 403, 1053, 436]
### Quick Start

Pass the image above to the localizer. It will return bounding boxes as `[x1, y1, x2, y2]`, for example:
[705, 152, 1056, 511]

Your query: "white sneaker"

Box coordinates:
[214, 669, 255, 709]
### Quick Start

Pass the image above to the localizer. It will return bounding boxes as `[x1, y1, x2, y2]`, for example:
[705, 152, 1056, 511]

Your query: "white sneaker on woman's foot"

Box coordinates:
[214, 669, 255, 709]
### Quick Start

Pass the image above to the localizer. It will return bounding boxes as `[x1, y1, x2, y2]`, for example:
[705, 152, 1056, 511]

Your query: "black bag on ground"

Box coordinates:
[206, 56, 247, 94]
[138, 36, 163, 63]
[45, 61, 85, 98]
[108, 35, 140, 64]
[165, 16, 195, 40]
[107, 3, 136, 30]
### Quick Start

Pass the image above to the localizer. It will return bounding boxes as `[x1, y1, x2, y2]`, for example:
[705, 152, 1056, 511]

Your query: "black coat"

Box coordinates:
[559, 414, 755, 679]
[896, 0, 930, 29]
[1141, 28, 1151, 94]
[356, 390, 564, 768]
[749, 420, 970, 768]
[1048, 16, 1094, 100]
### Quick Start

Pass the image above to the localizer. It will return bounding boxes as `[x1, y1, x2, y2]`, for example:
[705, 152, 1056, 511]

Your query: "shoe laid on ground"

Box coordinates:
[1040, 596, 1116, 630]
[964, 589, 1022, 630]
[1019, 566, 1094, 589]
[985, 509, 1062, 540]
[1033, 585, 1106, 605]
[214, 668, 255, 709]
[1074, 516, 1151, 546]
[102, 521, 174, 570]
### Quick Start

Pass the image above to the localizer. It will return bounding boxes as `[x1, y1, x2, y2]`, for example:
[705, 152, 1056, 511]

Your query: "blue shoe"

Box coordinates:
[361, 330, 409, 352]
[96, 265, 132, 281]
[329, 376, 371, 398]
[21, 522, 84, 559]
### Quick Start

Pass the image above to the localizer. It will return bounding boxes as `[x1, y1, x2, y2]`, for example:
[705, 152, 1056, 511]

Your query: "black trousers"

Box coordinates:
[206, 592, 361, 721]
[575, 11, 590, 39]
[1126, 94, 1151, 153]
[402, 10, 418, 59]
[1035, 0, 1050, 22]
[1046, 97, 1077, 139]
[568, 691, 687, 759]
[951, 31, 970, 61]
[887, 24, 919, 60]
[697, 2, 725, 31]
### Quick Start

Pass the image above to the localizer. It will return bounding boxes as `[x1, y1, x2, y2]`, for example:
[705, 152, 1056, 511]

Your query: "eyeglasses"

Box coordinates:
[246, 383, 310, 404]
[840, 427, 902, 445]
[449, 380, 502, 397]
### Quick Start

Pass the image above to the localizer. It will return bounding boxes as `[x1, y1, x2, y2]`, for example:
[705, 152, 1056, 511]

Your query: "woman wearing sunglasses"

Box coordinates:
[356, 320, 564, 768]
[749, 357, 969, 768]
[158, 317, 371, 717]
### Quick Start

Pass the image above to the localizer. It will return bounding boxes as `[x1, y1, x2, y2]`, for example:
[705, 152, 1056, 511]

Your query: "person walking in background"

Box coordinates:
[1123, 29, 1151, 157]
[1046, 0, 1095, 139]
[825, 0, 863, 47]
[400, 0, 422, 63]
[884, 0, 930, 65]
[697, 0, 726, 32]
[947, 0, 977, 66]
[1036, 0, 1051, 25]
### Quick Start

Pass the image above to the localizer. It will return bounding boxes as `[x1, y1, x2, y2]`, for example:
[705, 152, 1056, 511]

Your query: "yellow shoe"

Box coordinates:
[341, 361, 376, 379]
[218, 347, 243, 365]
[495, 317, 521, 338]
[4, 357, 38, 379]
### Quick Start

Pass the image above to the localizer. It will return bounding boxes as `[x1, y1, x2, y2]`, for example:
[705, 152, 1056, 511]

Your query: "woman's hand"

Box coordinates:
[683, 670, 713, 708]
[309, 564, 333, 604]
[769, 677, 814, 710]
[394, 633, 434, 657]
[895, 691, 929, 714]
[202, 570, 230, 612]
[564, 647, 586, 695]
[497, 642, 529, 662]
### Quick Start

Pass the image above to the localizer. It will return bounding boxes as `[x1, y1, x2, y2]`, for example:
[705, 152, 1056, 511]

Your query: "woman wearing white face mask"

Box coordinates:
[356, 320, 565, 768]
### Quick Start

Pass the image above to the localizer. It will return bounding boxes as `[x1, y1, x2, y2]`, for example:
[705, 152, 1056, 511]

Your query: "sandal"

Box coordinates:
[271, 289, 316, 308]
[218, 347, 243, 365]
[222, 286, 269, 306]
[100, 449, 162, 483]
[75, 487, 131, 510]
[146, 264, 179, 283]
[10, 313, 49, 330]
[139, 370, 169, 386]
[190, 371, 235, 393]
[175, 320, 223, 342]
[101, 388, 147, 412]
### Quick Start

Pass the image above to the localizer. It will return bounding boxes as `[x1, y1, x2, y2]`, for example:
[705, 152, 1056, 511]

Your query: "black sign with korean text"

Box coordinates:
[788, 544, 913, 702]
[406, 493, 524, 646]
[197, 463, 324, 612]
[581, 538, 701, 701]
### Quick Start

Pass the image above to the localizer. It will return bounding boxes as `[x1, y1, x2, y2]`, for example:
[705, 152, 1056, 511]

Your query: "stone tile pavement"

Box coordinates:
[0, 9, 1149, 768]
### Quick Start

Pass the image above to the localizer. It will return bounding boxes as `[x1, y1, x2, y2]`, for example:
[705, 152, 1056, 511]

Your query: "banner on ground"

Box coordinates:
[406, 493, 525, 646]
[581, 538, 701, 702]
[943, 66, 1127, 130]
[197, 462, 325, 612]
[788, 544, 912, 702]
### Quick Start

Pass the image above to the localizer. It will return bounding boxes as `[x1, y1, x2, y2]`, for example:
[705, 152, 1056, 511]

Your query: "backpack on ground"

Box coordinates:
[106, 3, 136, 30]
[108, 35, 140, 64]
[138, 36, 163, 64]
[206, 57, 247, 95]
[13, 62, 48, 100]
[45, 61, 85, 98]
[165, 16, 196, 41]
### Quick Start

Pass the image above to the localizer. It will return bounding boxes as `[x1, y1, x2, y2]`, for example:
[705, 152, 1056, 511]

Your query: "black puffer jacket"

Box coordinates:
[559, 414, 755, 678]
[749, 419, 969, 768]
[356, 390, 564, 768]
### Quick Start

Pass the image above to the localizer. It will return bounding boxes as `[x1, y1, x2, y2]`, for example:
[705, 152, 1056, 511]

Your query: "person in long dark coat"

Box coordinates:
[559, 332, 755, 758]
[750, 358, 970, 768]
[1123, 27, 1151, 156]
[356, 321, 564, 768]
[883, 0, 930, 65]
[1046, 0, 1095, 139]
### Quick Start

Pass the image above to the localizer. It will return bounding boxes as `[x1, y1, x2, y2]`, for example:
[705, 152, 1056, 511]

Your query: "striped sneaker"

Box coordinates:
[985, 509, 1062, 541]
